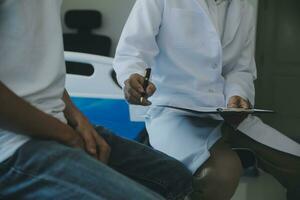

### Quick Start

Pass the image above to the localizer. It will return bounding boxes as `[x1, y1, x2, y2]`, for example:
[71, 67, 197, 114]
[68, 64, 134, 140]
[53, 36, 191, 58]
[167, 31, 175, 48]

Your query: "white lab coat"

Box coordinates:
[114, 0, 256, 107]
[114, 0, 300, 173]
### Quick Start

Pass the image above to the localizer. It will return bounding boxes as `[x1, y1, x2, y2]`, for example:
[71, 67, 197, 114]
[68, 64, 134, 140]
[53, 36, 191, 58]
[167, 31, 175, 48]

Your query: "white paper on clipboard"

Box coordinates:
[237, 115, 300, 157]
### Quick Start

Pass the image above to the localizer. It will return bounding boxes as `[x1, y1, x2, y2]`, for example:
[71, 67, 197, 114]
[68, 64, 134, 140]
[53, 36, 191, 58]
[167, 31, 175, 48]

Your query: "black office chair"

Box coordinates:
[63, 10, 112, 76]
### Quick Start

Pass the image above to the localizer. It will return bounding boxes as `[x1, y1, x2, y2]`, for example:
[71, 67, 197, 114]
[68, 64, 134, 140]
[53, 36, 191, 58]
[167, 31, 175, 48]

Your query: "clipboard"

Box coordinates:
[158, 105, 275, 114]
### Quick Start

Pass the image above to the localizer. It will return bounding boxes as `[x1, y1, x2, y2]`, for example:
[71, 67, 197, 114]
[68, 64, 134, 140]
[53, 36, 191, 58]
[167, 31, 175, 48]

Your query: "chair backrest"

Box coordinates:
[63, 10, 112, 56]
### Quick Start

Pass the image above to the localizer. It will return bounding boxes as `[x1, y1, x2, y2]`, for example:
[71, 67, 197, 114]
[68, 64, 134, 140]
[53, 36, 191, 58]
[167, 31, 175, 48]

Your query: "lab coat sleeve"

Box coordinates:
[113, 0, 163, 88]
[222, 25, 257, 106]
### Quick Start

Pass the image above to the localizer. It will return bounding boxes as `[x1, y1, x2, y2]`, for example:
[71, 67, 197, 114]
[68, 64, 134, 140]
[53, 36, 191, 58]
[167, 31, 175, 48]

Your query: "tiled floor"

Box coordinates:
[232, 170, 286, 200]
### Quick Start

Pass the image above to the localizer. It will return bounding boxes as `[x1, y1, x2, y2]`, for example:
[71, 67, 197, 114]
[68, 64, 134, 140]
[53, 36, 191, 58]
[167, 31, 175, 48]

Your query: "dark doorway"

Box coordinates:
[255, 0, 300, 142]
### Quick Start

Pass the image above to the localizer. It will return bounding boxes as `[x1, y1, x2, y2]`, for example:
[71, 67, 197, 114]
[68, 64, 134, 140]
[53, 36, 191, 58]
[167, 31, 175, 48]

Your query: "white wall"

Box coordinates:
[62, 0, 258, 57]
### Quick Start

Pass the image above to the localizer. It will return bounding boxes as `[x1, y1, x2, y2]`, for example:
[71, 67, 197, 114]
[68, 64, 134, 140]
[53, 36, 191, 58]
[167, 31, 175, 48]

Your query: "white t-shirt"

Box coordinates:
[0, 0, 66, 163]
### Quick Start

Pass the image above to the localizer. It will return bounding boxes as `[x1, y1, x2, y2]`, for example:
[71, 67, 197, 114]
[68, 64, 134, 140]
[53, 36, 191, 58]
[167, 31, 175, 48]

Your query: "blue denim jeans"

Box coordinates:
[0, 126, 192, 200]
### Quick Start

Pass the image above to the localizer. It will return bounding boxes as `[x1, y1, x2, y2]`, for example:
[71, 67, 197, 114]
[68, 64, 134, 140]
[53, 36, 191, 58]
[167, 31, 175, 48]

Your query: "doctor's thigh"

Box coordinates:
[187, 138, 243, 200]
[222, 124, 300, 200]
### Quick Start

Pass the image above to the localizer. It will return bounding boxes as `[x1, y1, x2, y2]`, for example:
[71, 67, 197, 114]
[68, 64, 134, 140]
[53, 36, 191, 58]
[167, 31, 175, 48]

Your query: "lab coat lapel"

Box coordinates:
[222, 0, 243, 48]
[193, 0, 211, 17]
[192, 0, 221, 39]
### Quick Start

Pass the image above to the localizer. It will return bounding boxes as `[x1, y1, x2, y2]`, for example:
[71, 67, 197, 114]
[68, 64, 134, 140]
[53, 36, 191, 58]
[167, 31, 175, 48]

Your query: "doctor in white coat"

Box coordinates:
[114, 0, 300, 199]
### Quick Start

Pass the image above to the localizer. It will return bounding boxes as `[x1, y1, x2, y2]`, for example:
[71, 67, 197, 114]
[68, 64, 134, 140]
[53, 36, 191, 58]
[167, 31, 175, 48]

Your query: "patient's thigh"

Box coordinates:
[0, 139, 164, 200]
[95, 126, 193, 200]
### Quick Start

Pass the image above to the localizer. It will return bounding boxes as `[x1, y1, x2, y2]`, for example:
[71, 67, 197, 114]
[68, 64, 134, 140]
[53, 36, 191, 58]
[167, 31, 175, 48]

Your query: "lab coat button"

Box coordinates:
[212, 63, 218, 69]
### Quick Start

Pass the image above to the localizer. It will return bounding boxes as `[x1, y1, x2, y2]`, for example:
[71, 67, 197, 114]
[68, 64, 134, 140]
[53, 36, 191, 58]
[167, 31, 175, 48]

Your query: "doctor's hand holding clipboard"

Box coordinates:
[123, 68, 156, 106]
[222, 95, 252, 128]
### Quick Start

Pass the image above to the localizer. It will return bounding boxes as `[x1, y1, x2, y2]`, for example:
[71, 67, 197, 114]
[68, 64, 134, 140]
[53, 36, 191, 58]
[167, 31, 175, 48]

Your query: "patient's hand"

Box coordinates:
[76, 115, 111, 163]
[124, 73, 156, 106]
[62, 90, 111, 163]
[222, 96, 251, 128]
[68, 111, 111, 164]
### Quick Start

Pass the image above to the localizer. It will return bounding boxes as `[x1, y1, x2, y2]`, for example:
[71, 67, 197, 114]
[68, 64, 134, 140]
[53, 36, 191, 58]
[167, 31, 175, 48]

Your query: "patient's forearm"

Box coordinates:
[62, 89, 83, 128]
[0, 82, 76, 144]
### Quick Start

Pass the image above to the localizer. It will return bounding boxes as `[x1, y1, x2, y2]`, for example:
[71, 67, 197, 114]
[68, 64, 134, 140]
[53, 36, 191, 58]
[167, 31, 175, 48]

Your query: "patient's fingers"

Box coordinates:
[93, 131, 111, 163]
[78, 128, 98, 158]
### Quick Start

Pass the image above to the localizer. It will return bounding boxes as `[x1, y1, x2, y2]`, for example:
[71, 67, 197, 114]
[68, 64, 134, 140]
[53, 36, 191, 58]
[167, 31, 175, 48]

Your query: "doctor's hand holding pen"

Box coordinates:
[124, 68, 156, 106]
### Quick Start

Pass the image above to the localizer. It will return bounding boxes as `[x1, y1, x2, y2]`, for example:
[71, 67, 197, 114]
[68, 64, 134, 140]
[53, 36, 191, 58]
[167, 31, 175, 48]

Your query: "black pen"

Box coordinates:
[140, 68, 151, 104]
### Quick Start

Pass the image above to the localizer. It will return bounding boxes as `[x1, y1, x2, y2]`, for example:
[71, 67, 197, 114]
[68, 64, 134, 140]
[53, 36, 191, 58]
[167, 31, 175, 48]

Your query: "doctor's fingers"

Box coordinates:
[233, 96, 250, 108]
[127, 73, 145, 93]
[239, 99, 250, 109]
[145, 82, 156, 97]
[124, 85, 143, 105]
[124, 87, 151, 106]
[227, 96, 240, 108]
[228, 97, 250, 109]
